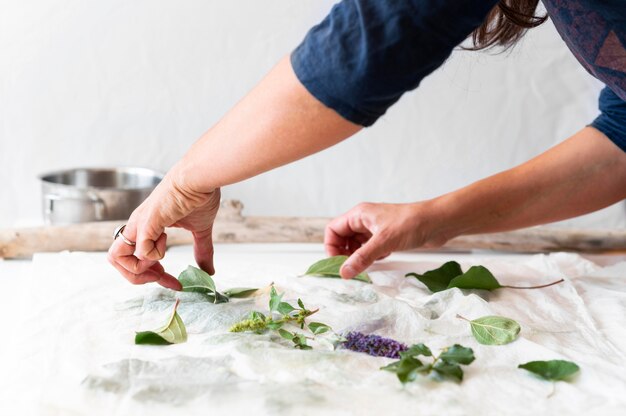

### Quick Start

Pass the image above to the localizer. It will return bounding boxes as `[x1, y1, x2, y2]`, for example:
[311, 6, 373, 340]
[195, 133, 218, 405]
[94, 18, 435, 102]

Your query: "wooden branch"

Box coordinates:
[1, 200, 625, 259]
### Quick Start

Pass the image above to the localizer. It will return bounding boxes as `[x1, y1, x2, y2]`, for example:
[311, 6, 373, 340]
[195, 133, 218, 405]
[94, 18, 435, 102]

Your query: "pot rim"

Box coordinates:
[38, 166, 164, 191]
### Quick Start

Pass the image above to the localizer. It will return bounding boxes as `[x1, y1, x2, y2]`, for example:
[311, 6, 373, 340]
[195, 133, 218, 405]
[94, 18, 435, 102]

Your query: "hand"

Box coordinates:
[107, 168, 221, 290]
[324, 202, 446, 279]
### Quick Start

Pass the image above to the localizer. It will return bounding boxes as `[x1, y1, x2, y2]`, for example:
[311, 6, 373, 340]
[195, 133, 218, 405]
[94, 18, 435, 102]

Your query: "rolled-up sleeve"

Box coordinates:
[590, 86, 626, 152]
[291, 0, 498, 126]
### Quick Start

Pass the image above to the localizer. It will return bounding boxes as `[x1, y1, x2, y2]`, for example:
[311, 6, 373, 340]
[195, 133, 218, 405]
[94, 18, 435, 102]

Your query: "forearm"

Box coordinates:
[428, 127, 626, 240]
[173, 55, 361, 193]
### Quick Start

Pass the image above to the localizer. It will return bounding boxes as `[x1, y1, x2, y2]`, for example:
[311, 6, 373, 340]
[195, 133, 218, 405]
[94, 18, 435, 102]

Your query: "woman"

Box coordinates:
[108, 0, 626, 289]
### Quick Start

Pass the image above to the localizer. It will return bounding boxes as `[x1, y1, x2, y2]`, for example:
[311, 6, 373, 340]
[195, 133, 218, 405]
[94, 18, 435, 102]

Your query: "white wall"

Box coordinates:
[1, 0, 623, 229]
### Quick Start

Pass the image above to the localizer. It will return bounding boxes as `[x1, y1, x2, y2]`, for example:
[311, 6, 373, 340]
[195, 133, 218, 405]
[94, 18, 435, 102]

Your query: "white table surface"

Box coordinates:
[1, 244, 626, 416]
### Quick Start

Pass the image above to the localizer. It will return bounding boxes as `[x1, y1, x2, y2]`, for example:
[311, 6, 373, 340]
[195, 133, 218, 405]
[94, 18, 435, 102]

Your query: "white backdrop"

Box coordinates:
[1, 0, 623, 229]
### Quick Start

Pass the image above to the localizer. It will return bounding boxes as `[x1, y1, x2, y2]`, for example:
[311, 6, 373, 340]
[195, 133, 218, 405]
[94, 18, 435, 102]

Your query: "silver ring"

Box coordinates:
[113, 224, 136, 246]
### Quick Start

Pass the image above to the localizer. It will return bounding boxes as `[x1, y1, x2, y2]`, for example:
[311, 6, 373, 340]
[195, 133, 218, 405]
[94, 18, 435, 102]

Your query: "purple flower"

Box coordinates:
[341, 332, 408, 359]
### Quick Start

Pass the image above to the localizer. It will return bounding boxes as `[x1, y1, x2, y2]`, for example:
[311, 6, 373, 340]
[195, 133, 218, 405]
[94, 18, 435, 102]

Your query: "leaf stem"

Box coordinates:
[501, 278, 564, 290]
[547, 381, 556, 398]
[456, 314, 470, 322]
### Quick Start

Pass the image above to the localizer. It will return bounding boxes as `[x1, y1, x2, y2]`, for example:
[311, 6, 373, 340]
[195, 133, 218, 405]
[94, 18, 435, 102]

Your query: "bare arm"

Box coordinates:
[177, 55, 361, 193]
[432, 127, 626, 240]
[108, 56, 361, 288]
[327, 128, 626, 278]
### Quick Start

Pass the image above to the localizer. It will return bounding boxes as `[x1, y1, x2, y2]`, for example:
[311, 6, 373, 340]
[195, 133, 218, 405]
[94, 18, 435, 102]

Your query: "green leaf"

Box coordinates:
[381, 357, 428, 384]
[223, 287, 258, 298]
[135, 299, 187, 345]
[178, 265, 216, 293]
[401, 343, 433, 358]
[178, 265, 228, 303]
[134, 331, 173, 345]
[448, 265, 502, 291]
[439, 344, 475, 365]
[202, 291, 230, 304]
[278, 328, 294, 340]
[466, 315, 521, 345]
[405, 261, 462, 293]
[518, 360, 580, 381]
[249, 311, 266, 321]
[269, 286, 282, 313]
[381, 343, 475, 385]
[297, 298, 305, 310]
[293, 334, 312, 350]
[432, 361, 464, 382]
[277, 302, 296, 316]
[308, 322, 331, 335]
[407, 262, 564, 293]
[266, 320, 284, 330]
[304, 256, 372, 283]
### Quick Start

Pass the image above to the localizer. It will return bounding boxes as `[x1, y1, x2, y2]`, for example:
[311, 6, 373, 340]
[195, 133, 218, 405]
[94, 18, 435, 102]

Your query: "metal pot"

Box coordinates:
[39, 167, 163, 225]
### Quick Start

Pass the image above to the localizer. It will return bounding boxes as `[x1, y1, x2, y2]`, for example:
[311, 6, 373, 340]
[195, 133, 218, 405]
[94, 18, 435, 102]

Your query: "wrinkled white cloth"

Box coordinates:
[2, 244, 626, 415]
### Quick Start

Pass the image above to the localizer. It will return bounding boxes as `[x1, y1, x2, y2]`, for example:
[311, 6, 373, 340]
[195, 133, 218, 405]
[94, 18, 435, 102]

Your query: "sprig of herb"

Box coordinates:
[135, 299, 187, 345]
[304, 256, 371, 283]
[278, 329, 313, 350]
[381, 343, 475, 384]
[406, 261, 564, 293]
[178, 265, 258, 303]
[456, 314, 521, 345]
[230, 286, 331, 350]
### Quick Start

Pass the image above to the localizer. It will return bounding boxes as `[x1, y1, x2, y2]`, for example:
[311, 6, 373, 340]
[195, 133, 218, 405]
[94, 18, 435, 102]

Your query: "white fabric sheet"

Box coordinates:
[2, 244, 626, 415]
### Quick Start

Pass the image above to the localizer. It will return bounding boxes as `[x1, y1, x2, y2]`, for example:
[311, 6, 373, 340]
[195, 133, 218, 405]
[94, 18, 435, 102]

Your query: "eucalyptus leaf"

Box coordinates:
[448, 266, 502, 291]
[223, 287, 258, 298]
[405, 261, 462, 293]
[179, 265, 216, 293]
[459, 315, 521, 345]
[135, 299, 187, 345]
[178, 265, 228, 303]
[201, 291, 230, 304]
[308, 322, 331, 335]
[518, 360, 580, 381]
[305, 256, 371, 283]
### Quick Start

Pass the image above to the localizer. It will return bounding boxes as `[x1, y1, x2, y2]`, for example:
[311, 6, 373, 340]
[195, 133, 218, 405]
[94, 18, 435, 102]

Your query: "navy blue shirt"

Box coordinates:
[291, 0, 626, 152]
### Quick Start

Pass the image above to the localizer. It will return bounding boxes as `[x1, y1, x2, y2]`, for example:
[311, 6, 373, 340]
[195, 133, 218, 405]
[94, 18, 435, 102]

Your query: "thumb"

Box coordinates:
[193, 228, 215, 275]
[340, 236, 387, 279]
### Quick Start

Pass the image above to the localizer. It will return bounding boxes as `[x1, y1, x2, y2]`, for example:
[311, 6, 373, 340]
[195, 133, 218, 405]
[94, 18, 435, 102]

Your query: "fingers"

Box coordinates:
[193, 228, 215, 275]
[108, 217, 180, 289]
[341, 235, 388, 279]
[134, 220, 167, 261]
[324, 211, 371, 256]
[108, 246, 182, 290]
[153, 269, 183, 291]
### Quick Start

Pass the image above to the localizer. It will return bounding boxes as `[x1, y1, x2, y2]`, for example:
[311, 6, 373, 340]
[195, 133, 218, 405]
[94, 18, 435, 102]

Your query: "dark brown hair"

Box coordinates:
[468, 0, 547, 51]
